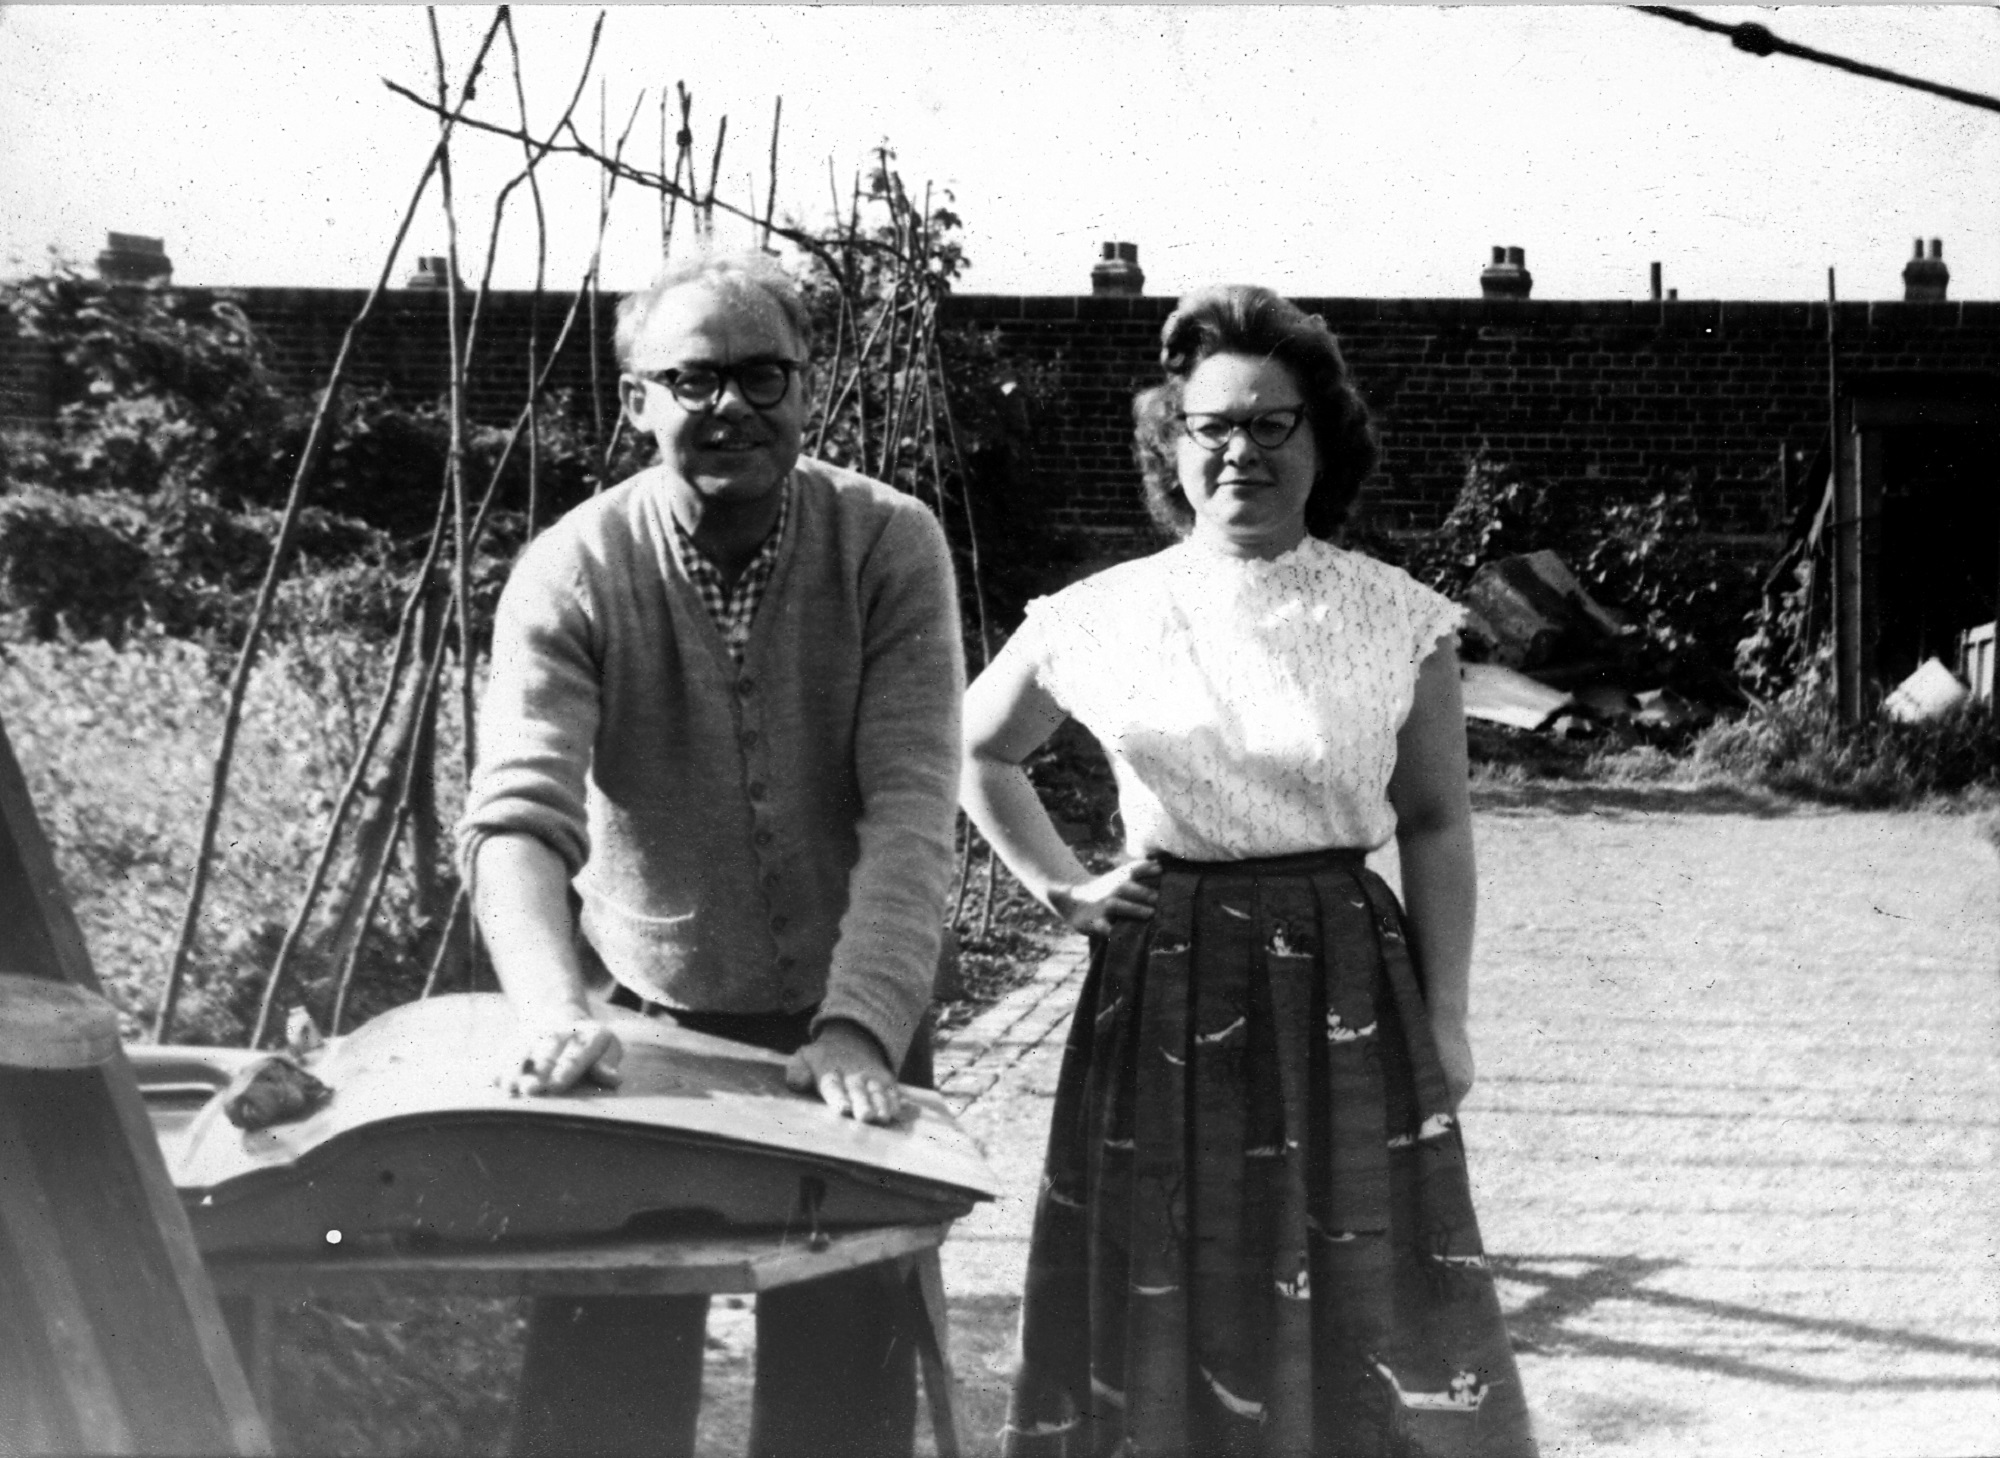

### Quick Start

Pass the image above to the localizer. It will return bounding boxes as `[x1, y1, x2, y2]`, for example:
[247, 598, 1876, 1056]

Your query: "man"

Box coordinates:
[459, 249, 964, 1458]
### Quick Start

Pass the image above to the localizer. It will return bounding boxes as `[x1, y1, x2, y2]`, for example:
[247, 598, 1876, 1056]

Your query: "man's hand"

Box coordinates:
[501, 1016, 625, 1098]
[784, 1021, 906, 1125]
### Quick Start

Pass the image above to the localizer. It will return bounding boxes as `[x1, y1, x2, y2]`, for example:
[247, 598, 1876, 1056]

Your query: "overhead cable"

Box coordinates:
[1634, 6, 2000, 117]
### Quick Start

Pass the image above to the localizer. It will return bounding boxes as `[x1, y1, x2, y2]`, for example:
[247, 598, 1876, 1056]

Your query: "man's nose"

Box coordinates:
[710, 378, 757, 414]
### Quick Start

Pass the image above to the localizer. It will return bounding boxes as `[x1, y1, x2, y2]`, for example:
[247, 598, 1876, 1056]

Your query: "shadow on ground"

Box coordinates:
[1494, 1254, 2000, 1393]
[1472, 780, 1804, 820]
[927, 1292, 1021, 1457]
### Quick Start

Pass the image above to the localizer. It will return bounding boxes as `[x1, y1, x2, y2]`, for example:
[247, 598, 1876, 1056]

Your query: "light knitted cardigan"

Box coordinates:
[458, 457, 964, 1067]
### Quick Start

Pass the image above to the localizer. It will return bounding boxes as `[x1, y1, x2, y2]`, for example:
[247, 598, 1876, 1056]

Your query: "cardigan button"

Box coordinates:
[747, 781, 766, 801]
[754, 829, 773, 847]
[736, 676, 756, 695]
[770, 914, 789, 933]
[740, 729, 759, 748]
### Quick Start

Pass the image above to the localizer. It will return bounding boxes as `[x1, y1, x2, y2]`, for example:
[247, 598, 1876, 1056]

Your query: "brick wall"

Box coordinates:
[8, 282, 2000, 560]
[941, 292, 2000, 550]
[0, 318, 57, 430]
[0, 285, 621, 434]
[225, 287, 620, 424]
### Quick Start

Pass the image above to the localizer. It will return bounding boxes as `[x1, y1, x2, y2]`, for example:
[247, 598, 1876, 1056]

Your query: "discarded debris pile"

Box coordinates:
[1454, 550, 1708, 740]
[1883, 623, 1995, 724]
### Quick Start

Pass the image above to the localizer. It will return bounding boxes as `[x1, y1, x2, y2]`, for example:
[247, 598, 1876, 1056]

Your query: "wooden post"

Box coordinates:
[1826, 269, 1861, 724]
[0, 717, 269, 1455]
[906, 1245, 967, 1458]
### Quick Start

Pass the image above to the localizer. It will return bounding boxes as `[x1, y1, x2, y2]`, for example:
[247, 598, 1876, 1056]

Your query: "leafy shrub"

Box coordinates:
[4, 266, 305, 507]
[1395, 455, 1759, 698]
[324, 387, 646, 545]
[0, 477, 403, 649]
[0, 486, 155, 640]
[1396, 456, 1584, 601]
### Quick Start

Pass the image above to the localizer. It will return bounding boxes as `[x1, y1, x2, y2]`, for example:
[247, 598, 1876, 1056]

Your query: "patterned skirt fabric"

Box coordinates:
[1003, 850, 1536, 1458]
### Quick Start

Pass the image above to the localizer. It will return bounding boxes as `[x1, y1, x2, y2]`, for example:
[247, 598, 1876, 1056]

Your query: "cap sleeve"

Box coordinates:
[1403, 574, 1466, 664]
[989, 593, 1077, 714]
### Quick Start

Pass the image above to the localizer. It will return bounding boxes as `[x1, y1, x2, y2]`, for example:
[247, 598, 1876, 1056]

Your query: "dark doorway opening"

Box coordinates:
[1875, 423, 2000, 684]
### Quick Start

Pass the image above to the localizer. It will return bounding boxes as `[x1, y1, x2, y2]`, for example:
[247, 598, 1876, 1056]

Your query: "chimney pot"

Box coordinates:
[1479, 244, 1532, 300]
[95, 231, 172, 285]
[1091, 241, 1144, 296]
[1902, 236, 1949, 302]
[405, 255, 455, 290]
[1650, 261, 1662, 301]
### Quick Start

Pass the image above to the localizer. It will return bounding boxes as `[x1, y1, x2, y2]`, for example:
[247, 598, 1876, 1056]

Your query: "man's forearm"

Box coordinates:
[472, 832, 593, 1020]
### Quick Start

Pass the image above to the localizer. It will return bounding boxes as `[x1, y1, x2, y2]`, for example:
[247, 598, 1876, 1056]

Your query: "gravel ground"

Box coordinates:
[938, 783, 2000, 1458]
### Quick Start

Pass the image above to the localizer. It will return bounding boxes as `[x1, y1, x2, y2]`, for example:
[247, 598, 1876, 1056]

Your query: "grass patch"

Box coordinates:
[0, 629, 469, 1044]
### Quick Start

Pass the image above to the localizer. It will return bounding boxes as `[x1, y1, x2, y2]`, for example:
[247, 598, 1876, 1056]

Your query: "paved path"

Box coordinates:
[930, 789, 2000, 1457]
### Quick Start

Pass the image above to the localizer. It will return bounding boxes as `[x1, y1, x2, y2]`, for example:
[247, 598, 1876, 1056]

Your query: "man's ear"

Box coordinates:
[616, 374, 648, 425]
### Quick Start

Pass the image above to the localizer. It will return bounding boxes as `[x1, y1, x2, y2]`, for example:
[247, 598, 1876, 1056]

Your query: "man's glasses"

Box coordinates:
[635, 359, 801, 410]
[1177, 407, 1306, 452]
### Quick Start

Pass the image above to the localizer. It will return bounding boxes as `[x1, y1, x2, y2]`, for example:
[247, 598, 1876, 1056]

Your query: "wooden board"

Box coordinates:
[149, 992, 998, 1254]
[0, 716, 269, 1455]
[201, 1222, 949, 1301]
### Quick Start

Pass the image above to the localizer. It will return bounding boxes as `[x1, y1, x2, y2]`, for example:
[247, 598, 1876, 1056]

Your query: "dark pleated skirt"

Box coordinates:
[1003, 850, 1537, 1458]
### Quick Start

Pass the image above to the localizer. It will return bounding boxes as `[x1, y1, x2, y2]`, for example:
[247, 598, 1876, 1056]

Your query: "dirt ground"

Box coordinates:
[935, 782, 2000, 1458]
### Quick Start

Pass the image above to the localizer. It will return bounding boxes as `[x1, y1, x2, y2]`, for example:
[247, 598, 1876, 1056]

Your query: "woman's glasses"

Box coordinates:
[635, 359, 801, 410]
[1177, 406, 1306, 452]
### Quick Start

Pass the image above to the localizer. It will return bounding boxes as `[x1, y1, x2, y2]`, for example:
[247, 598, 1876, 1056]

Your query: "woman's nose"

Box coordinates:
[1222, 427, 1261, 461]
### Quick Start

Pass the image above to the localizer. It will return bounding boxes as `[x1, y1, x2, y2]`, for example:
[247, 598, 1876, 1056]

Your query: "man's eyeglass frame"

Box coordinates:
[1177, 407, 1307, 452]
[633, 359, 803, 411]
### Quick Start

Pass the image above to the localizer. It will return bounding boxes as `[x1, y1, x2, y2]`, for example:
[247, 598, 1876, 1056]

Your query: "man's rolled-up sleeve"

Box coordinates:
[455, 539, 600, 880]
[816, 504, 966, 1067]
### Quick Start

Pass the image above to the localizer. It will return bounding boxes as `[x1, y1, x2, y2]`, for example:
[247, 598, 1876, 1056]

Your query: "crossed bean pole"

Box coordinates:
[154, 6, 1003, 1046]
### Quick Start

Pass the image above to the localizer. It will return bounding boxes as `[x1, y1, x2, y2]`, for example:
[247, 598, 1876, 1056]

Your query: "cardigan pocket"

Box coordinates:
[577, 890, 699, 992]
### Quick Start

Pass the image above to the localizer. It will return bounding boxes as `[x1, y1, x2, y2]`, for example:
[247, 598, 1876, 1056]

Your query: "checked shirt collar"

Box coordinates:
[666, 479, 791, 666]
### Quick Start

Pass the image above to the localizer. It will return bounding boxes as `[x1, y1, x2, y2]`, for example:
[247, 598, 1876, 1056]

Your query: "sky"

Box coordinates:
[3, 4, 1998, 304]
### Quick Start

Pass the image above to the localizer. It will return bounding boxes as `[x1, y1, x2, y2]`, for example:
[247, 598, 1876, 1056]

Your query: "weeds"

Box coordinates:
[1690, 680, 2000, 807]
[0, 627, 467, 1042]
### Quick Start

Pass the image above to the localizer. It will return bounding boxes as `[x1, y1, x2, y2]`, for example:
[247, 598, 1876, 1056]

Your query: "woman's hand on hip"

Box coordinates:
[1049, 859, 1161, 936]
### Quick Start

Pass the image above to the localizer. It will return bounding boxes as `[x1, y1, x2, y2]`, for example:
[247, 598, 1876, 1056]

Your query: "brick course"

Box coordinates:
[945, 293, 2000, 548]
[7, 285, 1999, 554]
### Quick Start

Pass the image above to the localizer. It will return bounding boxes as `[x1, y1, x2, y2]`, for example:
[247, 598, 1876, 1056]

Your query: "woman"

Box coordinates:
[963, 285, 1536, 1457]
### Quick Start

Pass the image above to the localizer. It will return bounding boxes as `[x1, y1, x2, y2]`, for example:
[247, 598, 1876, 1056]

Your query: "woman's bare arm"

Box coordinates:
[961, 646, 1157, 935]
[1387, 639, 1478, 1106]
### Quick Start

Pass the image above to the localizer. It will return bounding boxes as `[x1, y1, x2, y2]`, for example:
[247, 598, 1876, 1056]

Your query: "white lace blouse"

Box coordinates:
[1000, 536, 1463, 859]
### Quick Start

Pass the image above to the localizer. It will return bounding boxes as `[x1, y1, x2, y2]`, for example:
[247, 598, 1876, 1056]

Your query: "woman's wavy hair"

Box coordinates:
[1133, 284, 1380, 540]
